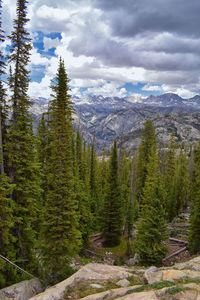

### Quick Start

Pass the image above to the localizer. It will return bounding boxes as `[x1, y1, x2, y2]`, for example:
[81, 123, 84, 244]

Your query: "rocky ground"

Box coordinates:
[8, 257, 200, 300]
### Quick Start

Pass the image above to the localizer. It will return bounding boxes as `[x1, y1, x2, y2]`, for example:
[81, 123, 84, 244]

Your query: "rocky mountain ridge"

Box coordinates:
[31, 93, 200, 152]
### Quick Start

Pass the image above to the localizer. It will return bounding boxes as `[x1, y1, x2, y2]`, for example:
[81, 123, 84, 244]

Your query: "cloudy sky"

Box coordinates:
[2, 0, 200, 99]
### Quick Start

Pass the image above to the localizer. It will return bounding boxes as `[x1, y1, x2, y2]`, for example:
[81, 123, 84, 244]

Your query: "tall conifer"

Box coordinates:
[135, 147, 168, 266]
[135, 120, 156, 205]
[41, 59, 81, 281]
[102, 140, 122, 247]
[6, 0, 41, 272]
[163, 132, 178, 220]
[189, 141, 200, 254]
[74, 130, 92, 246]
[0, 1, 17, 287]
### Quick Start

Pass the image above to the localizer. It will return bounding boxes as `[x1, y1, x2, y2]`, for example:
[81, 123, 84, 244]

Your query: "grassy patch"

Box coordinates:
[105, 237, 134, 265]
[165, 286, 191, 295]
[124, 280, 175, 295]
[127, 275, 143, 286]
[62, 280, 120, 299]
[177, 277, 200, 285]
[77, 256, 92, 265]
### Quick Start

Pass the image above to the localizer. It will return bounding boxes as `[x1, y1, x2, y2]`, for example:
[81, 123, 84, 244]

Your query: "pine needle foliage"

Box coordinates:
[135, 120, 156, 205]
[135, 143, 168, 266]
[41, 58, 81, 280]
[102, 140, 123, 247]
[189, 141, 200, 254]
[6, 0, 41, 272]
[0, 174, 16, 288]
[74, 130, 92, 246]
[0, 0, 8, 174]
[163, 132, 178, 221]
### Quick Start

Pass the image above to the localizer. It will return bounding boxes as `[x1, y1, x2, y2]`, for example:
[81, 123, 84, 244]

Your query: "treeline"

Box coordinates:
[1, 0, 200, 289]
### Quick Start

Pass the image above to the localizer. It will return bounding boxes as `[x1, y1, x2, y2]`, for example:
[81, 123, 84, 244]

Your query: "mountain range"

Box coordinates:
[31, 93, 200, 152]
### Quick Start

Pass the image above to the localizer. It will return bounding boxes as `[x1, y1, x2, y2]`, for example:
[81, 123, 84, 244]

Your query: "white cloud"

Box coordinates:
[28, 75, 52, 98]
[142, 84, 163, 92]
[161, 85, 197, 99]
[84, 82, 127, 97]
[43, 37, 60, 52]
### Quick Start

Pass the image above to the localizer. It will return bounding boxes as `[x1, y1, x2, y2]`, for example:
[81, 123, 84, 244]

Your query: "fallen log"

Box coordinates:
[163, 246, 187, 262]
[83, 249, 104, 258]
[169, 237, 188, 245]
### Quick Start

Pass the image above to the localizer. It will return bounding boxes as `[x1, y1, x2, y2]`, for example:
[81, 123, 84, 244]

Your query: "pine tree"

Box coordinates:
[163, 132, 178, 221]
[98, 154, 108, 218]
[0, 174, 16, 288]
[135, 120, 156, 205]
[135, 147, 168, 266]
[120, 154, 134, 255]
[6, 0, 41, 272]
[89, 143, 101, 229]
[0, 0, 7, 174]
[74, 130, 92, 246]
[188, 141, 200, 254]
[102, 140, 123, 247]
[41, 58, 81, 281]
[120, 154, 132, 227]
[176, 145, 189, 213]
[0, 1, 18, 287]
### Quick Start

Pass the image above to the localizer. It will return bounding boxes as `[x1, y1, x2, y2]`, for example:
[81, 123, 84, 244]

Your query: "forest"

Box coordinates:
[1, 0, 200, 289]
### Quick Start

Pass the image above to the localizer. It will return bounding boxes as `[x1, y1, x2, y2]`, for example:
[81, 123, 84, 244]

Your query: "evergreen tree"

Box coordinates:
[135, 147, 168, 266]
[189, 141, 200, 254]
[89, 143, 100, 229]
[6, 0, 41, 272]
[98, 154, 108, 217]
[0, 1, 19, 287]
[41, 59, 81, 281]
[121, 154, 135, 255]
[0, 0, 7, 174]
[102, 140, 122, 247]
[0, 174, 16, 288]
[74, 130, 92, 246]
[163, 132, 178, 221]
[176, 145, 189, 213]
[135, 120, 156, 206]
[120, 154, 132, 228]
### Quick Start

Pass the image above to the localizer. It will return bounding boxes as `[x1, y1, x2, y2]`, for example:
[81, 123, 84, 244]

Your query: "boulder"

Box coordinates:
[144, 267, 162, 284]
[174, 256, 200, 271]
[116, 279, 130, 287]
[0, 278, 41, 300]
[29, 263, 132, 300]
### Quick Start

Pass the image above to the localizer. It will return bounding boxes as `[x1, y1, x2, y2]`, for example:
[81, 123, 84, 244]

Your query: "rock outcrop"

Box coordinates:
[0, 278, 41, 300]
[2, 257, 200, 299]
[29, 263, 132, 300]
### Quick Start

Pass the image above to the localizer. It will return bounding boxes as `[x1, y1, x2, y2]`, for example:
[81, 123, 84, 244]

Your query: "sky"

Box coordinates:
[2, 0, 200, 99]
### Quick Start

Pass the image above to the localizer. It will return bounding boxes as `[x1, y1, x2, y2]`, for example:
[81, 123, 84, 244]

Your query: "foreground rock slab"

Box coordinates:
[80, 286, 141, 300]
[29, 263, 132, 300]
[0, 278, 41, 300]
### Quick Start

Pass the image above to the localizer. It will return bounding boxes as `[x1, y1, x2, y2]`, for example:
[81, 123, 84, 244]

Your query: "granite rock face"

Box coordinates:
[0, 278, 41, 300]
[4, 256, 200, 300]
[29, 263, 132, 300]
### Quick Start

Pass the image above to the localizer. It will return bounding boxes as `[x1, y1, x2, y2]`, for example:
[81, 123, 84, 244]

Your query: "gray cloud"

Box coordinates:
[95, 0, 200, 38]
